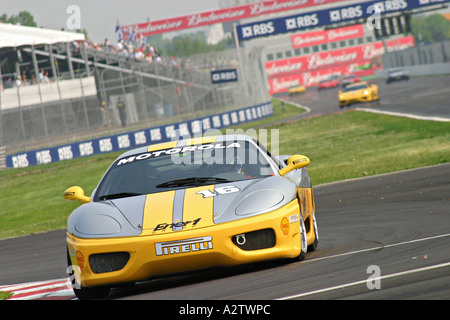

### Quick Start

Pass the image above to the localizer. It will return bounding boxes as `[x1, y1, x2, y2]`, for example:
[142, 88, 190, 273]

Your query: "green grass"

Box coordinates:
[269, 110, 450, 185]
[0, 290, 14, 300]
[1, 100, 449, 239]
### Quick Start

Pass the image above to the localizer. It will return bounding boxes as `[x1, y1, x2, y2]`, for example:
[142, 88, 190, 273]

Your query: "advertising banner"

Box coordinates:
[268, 61, 376, 95]
[211, 69, 238, 84]
[121, 0, 347, 37]
[237, 0, 450, 41]
[6, 102, 273, 168]
[265, 36, 415, 79]
[291, 24, 365, 49]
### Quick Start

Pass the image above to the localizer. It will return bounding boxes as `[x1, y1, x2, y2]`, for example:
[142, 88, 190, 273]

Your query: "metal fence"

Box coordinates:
[381, 40, 450, 69]
[0, 46, 270, 156]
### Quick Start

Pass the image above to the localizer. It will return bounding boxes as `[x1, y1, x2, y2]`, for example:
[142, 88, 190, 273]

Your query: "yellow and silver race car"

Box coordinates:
[64, 135, 319, 299]
[338, 81, 379, 108]
[288, 84, 306, 95]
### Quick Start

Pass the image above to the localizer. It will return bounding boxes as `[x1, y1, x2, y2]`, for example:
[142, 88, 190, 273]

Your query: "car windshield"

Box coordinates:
[388, 68, 404, 74]
[343, 75, 356, 80]
[343, 83, 368, 92]
[95, 141, 275, 201]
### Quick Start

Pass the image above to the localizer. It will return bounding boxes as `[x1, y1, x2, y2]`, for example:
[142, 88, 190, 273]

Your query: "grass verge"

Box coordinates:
[0, 101, 449, 239]
[0, 290, 14, 300]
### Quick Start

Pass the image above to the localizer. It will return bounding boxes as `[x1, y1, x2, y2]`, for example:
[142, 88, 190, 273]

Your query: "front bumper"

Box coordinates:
[339, 94, 372, 106]
[67, 199, 303, 288]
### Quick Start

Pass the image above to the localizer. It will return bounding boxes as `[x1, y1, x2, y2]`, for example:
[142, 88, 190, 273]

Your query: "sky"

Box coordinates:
[1, 0, 222, 42]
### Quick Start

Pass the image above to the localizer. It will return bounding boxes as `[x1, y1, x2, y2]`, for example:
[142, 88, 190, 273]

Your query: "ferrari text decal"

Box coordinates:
[153, 218, 201, 232]
[116, 142, 241, 166]
[155, 236, 213, 256]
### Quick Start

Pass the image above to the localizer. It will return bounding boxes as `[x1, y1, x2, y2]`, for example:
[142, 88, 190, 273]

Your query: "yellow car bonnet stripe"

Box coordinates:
[142, 191, 176, 232]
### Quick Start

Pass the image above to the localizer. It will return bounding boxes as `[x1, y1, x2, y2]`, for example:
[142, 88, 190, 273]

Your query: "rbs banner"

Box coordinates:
[237, 0, 450, 41]
[211, 69, 238, 84]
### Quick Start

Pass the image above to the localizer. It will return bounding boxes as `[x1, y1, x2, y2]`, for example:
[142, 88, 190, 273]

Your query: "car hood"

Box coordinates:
[67, 176, 296, 238]
[340, 89, 367, 98]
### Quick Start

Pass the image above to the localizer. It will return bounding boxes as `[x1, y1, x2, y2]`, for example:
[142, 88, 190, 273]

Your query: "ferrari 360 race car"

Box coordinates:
[64, 134, 319, 299]
[338, 81, 379, 108]
[288, 84, 306, 95]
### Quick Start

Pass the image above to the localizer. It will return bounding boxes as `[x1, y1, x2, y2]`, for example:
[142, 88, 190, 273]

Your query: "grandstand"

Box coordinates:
[0, 22, 268, 158]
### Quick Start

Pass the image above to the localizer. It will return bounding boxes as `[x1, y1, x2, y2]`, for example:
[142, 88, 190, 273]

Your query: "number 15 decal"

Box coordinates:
[196, 186, 240, 198]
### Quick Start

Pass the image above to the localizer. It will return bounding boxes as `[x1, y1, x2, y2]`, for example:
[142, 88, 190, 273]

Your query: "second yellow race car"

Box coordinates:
[338, 81, 379, 108]
[288, 84, 306, 95]
[64, 134, 319, 299]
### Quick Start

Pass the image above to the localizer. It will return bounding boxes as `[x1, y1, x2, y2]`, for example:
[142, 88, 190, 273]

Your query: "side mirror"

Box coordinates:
[279, 155, 310, 176]
[64, 186, 91, 204]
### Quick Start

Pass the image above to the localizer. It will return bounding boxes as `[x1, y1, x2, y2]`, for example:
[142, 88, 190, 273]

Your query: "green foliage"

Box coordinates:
[411, 14, 450, 43]
[148, 31, 226, 57]
[0, 11, 37, 27]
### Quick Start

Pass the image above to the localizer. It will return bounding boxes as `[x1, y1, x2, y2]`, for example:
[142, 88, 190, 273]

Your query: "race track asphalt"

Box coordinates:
[1, 75, 449, 300]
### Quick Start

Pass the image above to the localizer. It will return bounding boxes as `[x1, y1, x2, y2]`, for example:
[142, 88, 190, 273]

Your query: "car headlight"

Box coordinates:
[235, 190, 284, 216]
[364, 90, 369, 95]
[74, 214, 121, 235]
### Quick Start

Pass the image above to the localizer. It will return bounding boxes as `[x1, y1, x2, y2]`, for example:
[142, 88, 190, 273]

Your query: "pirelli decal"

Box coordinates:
[155, 236, 213, 256]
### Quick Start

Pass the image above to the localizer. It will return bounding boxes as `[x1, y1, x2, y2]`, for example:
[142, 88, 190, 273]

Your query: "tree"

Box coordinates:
[411, 14, 450, 43]
[0, 10, 37, 27]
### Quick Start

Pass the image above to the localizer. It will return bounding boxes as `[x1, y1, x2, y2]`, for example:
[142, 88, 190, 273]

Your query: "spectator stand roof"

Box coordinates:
[0, 23, 85, 49]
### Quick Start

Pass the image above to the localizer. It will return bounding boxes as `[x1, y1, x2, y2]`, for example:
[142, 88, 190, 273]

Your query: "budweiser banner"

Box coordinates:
[237, 0, 450, 41]
[267, 35, 415, 94]
[120, 0, 347, 37]
[268, 62, 376, 95]
[291, 24, 365, 49]
[265, 36, 415, 79]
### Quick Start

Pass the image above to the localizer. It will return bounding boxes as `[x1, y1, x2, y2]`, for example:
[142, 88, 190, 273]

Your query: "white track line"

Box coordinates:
[277, 233, 450, 300]
[277, 261, 450, 300]
[355, 108, 450, 122]
[306, 233, 450, 263]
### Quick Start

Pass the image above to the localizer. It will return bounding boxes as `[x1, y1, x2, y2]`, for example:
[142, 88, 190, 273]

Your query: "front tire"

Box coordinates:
[73, 286, 111, 300]
[308, 213, 319, 252]
[296, 218, 308, 261]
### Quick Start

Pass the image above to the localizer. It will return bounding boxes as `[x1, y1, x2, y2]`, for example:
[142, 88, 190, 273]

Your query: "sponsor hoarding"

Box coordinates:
[211, 69, 238, 84]
[237, 0, 450, 41]
[268, 61, 376, 95]
[266, 36, 415, 79]
[121, 0, 347, 37]
[291, 24, 365, 49]
[267, 35, 415, 94]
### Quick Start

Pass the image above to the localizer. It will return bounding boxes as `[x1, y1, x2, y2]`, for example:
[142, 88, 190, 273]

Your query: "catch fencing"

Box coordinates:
[1, 47, 271, 168]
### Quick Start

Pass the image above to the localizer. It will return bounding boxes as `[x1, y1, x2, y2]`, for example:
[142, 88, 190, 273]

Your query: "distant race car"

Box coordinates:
[338, 81, 379, 108]
[64, 134, 319, 299]
[318, 75, 340, 90]
[288, 84, 306, 95]
[341, 74, 361, 88]
[386, 68, 409, 84]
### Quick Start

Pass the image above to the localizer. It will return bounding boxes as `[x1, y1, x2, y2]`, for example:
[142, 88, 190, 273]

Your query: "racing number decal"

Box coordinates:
[196, 186, 240, 198]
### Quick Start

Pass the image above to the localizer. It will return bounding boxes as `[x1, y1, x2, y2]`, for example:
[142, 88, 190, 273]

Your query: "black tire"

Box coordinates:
[296, 218, 308, 261]
[307, 213, 319, 252]
[73, 286, 111, 300]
